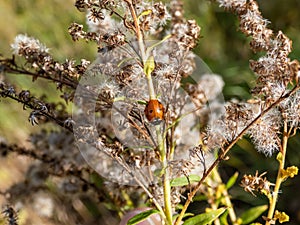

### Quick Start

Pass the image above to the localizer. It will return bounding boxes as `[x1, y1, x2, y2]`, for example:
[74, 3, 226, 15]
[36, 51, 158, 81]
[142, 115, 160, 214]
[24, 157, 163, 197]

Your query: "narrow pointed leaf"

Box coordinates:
[144, 56, 155, 76]
[172, 213, 194, 221]
[226, 172, 239, 189]
[219, 210, 229, 225]
[170, 175, 201, 187]
[240, 205, 268, 224]
[183, 207, 227, 225]
[137, 9, 152, 21]
[127, 209, 160, 225]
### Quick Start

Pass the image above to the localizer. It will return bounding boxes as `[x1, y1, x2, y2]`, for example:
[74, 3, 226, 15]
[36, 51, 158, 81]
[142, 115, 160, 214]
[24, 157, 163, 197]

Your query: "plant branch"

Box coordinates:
[175, 85, 300, 225]
[1, 58, 78, 89]
[265, 121, 288, 225]
[156, 125, 173, 225]
[0, 92, 73, 132]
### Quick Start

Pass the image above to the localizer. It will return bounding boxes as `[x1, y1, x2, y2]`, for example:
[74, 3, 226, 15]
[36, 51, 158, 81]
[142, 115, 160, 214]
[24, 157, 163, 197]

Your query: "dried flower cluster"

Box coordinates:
[0, 130, 120, 224]
[0, 0, 219, 223]
[0, 81, 72, 131]
[240, 171, 274, 196]
[0, 0, 299, 224]
[10, 34, 90, 83]
[70, 0, 221, 214]
[207, 0, 300, 157]
[2, 205, 18, 225]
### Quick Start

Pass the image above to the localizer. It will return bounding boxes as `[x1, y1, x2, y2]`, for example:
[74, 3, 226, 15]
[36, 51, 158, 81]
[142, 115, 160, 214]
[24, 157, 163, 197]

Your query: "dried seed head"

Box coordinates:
[240, 171, 274, 196]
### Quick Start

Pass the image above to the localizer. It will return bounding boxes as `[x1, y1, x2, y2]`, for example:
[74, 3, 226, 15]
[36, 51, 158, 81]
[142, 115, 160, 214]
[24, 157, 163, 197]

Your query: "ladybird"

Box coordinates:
[144, 99, 165, 125]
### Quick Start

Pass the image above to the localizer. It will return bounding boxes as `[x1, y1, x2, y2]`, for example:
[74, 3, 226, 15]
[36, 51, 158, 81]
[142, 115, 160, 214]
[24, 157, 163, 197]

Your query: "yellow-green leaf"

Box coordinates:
[127, 209, 159, 225]
[226, 172, 239, 189]
[138, 9, 152, 20]
[144, 56, 155, 77]
[240, 205, 268, 225]
[170, 175, 201, 187]
[183, 208, 226, 225]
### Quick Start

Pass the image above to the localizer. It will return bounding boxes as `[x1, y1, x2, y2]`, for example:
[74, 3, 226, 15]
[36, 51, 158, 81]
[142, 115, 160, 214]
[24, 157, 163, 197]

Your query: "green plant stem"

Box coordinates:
[265, 121, 288, 225]
[124, 0, 172, 221]
[222, 190, 238, 225]
[212, 169, 238, 225]
[146, 70, 156, 99]
[206, 171, 221, 225]
[124, 1, 172, 223]
[156, 125, 173, 225]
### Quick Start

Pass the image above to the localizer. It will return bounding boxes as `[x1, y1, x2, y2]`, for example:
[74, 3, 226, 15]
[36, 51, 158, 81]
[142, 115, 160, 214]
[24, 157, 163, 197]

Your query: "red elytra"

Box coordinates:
[144, 99, 165, 124]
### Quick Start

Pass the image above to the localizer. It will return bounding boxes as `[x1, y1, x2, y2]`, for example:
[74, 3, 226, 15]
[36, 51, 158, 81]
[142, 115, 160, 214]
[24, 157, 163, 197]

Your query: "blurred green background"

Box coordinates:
[0, 0, 97, 144]
[0, 0, 300, 224]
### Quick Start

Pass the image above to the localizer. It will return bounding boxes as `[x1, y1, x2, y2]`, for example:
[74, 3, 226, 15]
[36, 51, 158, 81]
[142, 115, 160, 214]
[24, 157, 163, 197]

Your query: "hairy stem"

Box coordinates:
[124, 0, 157, 99]
[265, 121, 288, 225]
[124, 0, 146, 62]
[156, 125, 173, 225]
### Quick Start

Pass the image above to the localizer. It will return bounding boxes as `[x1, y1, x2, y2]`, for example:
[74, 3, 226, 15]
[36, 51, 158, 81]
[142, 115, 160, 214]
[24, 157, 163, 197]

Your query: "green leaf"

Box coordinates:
[183, 208, 227, 225]
[137, 100, 147, 105]
[192, 194, 207, 202]
[219, 210, 229, 225]
[225, 172, 239, 189]
[240, 205, 268, 225]
[127, 209, 160, 225]
[173, 213, 194, 221]
[170, 175, 201, 187]
[144, 56, 155, 76]
[138, 9, 152, 20]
